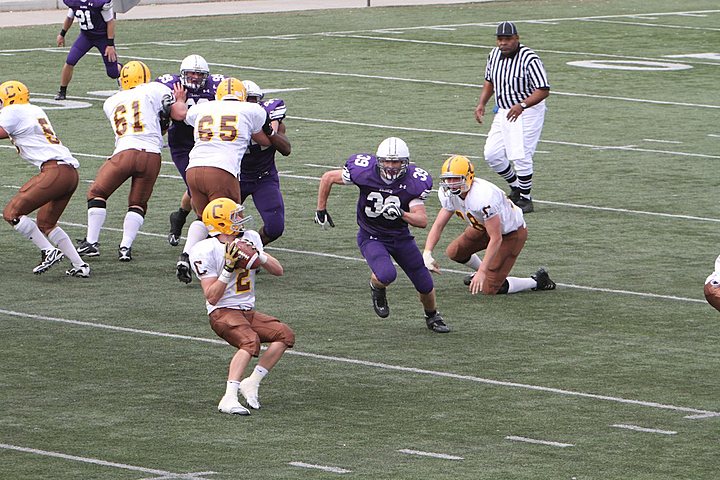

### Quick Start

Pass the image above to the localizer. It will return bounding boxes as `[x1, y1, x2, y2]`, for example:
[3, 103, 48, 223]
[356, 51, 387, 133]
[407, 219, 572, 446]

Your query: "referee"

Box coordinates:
[474, 21, 550, 214]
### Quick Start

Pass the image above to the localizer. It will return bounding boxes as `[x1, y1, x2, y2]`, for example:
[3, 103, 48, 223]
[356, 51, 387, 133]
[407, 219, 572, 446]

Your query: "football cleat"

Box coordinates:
[509, 187, 521, 204]
[531, 267, 556, 291]
[54, 91, 66, 101]
[516, 198, 534, 214]
[217, 395, 250, 416]
[65, 263, 90, 278]
[370, 283, 390, 318]
[176, 252, 192, 284]
[425, 311, 451, 333]
[33, 248, 64, 274]
[239, 378, 261, 409]
[167, 210, 186, 246]
[463, 273, 474, 286]
[118, 246, 132, 262]
[76, 239, 100, 257]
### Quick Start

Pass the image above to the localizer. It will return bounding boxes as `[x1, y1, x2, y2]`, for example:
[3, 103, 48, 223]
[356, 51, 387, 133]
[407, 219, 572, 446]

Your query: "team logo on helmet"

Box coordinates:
[202, 198, 252, 236]
[120, 61, 151, 90]
[0, 80, 30, 108]
[179, 54, 210, 90]
[376, 137, 410, 181]
[215, 77, 247, 102]
[440, 155, 475, 195]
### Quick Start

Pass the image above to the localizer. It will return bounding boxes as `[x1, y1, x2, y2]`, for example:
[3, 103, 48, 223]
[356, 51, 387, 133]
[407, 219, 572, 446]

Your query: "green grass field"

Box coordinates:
[2, 0, 720, 478]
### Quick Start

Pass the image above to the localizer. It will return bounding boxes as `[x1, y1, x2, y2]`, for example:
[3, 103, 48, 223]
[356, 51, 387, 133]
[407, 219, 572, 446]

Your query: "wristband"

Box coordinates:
[218, 268, 234, 284]
[258, 252, 268, 265]
[107, 38, 115, 46]
[60, 29, 67, 37]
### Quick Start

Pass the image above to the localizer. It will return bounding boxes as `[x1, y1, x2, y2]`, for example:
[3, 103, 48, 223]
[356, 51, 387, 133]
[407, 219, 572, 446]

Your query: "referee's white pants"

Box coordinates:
[483, 102, 546, 177]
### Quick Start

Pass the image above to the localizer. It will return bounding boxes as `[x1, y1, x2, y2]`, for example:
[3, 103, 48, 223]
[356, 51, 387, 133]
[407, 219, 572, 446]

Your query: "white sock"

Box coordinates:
[464, 254, 482, 271]
[248, 365, 268, 384]
[182, 220, 209, 254]
[225, 380, 241, 397]
[120, 211, 144, 249]
[14, 216, 53, 251]
[47, 226, 84, 267]
[86, 207, 107, 244]
[506, 276, 537, 294]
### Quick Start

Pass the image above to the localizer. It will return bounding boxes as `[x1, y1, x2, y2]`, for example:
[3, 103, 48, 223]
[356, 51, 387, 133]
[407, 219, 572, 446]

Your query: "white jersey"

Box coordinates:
[185, 100, 267, 177]
[189, 230, 264, 314]
[103, 82, 174, 155]
[0, 103, 78, 169]
[706, 254, 720, 286]
[438, 177, 525, 234]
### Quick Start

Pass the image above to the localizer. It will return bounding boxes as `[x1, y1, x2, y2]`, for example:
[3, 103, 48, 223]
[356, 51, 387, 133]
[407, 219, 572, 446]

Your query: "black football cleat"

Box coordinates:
[370, 283, 389, 318]
[168, 210, 186, 247]
[531, 267, 556, 291]
[176, 252, 192, 284]
[509, 187, 521, 204]
[425, 311, 451, 333]
[516, 197, 534, 214]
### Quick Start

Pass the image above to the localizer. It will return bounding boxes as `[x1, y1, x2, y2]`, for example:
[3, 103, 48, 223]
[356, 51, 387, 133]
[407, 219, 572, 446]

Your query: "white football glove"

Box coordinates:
[381, 203, 403, 221]
[423, 250, 440, 274]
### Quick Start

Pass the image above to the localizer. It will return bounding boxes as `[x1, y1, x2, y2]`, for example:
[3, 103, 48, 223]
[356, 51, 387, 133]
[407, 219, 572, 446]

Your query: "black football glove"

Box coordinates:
[314, 209, 335, 229]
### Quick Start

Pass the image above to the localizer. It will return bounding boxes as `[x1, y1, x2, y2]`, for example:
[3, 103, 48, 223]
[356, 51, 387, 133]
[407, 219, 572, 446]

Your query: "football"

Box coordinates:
[232, 238, 262, 270]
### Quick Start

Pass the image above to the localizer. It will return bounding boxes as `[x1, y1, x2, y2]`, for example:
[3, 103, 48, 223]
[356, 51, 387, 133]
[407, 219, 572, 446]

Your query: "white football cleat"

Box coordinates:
[218, 395, 250, 416]
[33, 248, 64, 274]
[65, 263, 90, 278]
[239, 378, 261, 409]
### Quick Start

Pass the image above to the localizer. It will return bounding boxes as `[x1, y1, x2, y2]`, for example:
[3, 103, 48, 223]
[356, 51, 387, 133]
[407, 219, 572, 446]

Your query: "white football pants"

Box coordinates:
[484, 101, 546, 178]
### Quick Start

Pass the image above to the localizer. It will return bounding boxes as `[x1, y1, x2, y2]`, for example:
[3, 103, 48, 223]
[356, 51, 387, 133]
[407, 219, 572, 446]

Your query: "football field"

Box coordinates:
[1, 0, 719, 478]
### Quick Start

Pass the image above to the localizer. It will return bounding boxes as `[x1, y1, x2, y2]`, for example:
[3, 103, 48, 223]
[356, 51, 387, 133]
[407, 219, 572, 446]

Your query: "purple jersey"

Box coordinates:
[64, 0, 113, 39]
[155, 73, 225, 152]
[240, 98, 286, 180]
[344, 154, 432, 239]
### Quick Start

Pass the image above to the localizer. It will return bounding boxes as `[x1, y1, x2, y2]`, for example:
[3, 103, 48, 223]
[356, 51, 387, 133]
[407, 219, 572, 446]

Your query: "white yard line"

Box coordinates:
[0, 444, 215, 479]
[505, 436, 574, 448]
[288, 461, 351, 473]
[1, 308, 718, 419]
[611, 424, 677, 435]
[398, 449, 464, 460]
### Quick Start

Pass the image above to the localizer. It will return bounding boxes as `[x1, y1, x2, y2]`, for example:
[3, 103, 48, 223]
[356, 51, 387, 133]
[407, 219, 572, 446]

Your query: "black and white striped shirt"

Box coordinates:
[484, 44, 550, 109]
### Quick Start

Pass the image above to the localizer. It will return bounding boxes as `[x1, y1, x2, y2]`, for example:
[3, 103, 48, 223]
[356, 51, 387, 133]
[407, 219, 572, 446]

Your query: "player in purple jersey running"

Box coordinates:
[315, 137, 450, 333]
[156, 54, 225, 247]
[239, 80, 292, 245]
[55, 0, 120, 100]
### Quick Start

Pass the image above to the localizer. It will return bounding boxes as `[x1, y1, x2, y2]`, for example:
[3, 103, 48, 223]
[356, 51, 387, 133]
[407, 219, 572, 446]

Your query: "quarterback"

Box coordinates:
[190, 197, 294, 415]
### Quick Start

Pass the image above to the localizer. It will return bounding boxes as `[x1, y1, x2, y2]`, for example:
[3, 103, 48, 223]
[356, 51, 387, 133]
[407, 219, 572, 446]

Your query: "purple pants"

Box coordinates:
[66, 33, 119, 79]
[357, 229, 434, 294]
[240, 173, 285, 242]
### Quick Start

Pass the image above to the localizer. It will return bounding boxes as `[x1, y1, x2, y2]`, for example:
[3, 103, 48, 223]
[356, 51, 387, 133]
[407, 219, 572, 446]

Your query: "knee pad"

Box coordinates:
[374, 265, 397, 286]
[261, 222, 284, 243]
[128, 206, 145, 217]
[279, 324, 295, 348]
[87, 198, 107, 209]
[240, 334, 261, 358]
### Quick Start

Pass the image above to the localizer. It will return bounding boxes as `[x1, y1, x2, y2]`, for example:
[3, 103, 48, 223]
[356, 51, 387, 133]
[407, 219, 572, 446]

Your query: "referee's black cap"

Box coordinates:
[496, 21, 518, 36]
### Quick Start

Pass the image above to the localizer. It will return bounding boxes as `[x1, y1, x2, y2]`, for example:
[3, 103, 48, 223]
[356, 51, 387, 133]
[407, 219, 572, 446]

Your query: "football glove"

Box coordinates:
[423, 250, 440, 274]
[261, 114, 274, 136]
[381, 203, 403, 221]
[224, 239, 242, 272]
[314, 209, 335, 229]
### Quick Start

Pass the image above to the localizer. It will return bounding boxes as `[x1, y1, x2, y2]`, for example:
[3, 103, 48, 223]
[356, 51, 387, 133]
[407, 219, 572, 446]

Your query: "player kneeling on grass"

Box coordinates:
[189, 197, 294, 416]
[423, 155, 556, 295]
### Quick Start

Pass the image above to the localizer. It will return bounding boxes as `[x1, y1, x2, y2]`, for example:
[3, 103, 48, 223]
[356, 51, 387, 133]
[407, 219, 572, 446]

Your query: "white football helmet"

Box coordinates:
[242, 80, 264, 102]
[376, 137, 410, 181]
[179, 54, 209, 90]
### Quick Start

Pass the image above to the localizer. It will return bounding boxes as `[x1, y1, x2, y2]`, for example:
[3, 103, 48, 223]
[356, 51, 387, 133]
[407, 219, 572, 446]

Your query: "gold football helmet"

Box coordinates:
[120, 61, 151, 90]
[215, 77, 247, 101]
[202, 198, 252, 236]
[440, 155, 475, 195]
[0, 81, 30, 107]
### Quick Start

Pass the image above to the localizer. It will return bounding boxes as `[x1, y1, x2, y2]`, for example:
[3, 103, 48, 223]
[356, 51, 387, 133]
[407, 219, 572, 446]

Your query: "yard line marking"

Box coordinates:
[643, 138, 682, 144]
[708, 134, 720, 138]
[398, 449, 464, 460]
[611, 424, 677, 435]
[536, 200, 720, 223]
[580, 18, 720, 32]
[288, 461, 351, 474]
[505, 436, 574, 448]
[0, 443, 215, 479]
[1, 308, 719, 418]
